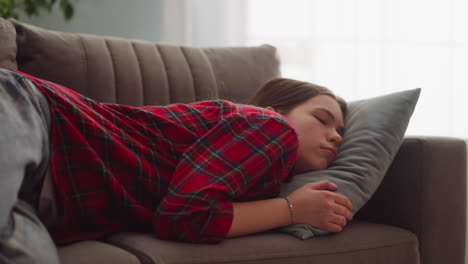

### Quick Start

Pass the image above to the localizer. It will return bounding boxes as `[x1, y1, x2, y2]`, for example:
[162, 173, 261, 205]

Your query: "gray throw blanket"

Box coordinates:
[0, 68, 59, 264]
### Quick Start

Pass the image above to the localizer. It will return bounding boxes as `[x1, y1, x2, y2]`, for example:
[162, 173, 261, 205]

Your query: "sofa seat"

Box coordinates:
[61, 221, 418, 264]
[58, 240, 140, 264]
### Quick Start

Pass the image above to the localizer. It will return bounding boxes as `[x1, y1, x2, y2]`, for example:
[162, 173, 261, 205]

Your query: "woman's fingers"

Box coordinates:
[329, 214, 347, 227]
[323, 222, 343, 233]
[334, 204, 353, 221]
[321, 212, 349, 232]
[332, 193, 353, 211]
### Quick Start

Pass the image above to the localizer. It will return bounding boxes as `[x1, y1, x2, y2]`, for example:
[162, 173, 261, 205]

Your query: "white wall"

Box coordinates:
[190, 0, 246, 46]
[160, 0, 246, 46]
[19, 0, 164, 42]
[18, 0, 246, 47]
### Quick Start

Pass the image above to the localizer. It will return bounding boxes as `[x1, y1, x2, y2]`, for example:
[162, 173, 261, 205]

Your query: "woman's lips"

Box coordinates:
[321, 147, 337, 160]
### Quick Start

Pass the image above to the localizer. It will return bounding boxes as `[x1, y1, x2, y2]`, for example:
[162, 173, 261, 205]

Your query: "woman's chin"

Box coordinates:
[294, 160, 329, 174]
[317, 160, 331, 171]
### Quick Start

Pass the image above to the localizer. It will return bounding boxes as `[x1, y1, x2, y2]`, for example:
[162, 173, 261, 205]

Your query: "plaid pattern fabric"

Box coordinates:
[15, 70, 298, 244]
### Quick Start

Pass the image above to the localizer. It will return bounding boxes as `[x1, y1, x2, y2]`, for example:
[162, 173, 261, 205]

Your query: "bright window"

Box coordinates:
[246, 0, 468, 137]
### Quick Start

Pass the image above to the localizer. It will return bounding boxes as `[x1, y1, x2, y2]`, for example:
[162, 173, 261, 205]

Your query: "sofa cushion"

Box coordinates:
[104, 221, 418, 264]
[58, 240, 140, 264]
[0, 18, 18, 70]
[10, 19, 280, 106]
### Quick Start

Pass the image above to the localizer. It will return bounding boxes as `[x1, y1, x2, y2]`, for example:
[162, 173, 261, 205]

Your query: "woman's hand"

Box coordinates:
[287, 180, 353, 232]
[228, 180, 352, 238]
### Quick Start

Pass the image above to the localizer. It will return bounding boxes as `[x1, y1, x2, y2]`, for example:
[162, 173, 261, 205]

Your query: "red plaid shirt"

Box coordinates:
[19, 71, 298, 244]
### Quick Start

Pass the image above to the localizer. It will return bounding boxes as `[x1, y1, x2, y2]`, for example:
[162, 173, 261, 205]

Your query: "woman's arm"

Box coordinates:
[154, 115, 298, 243]
[228, 180, 353, 237]
[229, 198, 291, 237]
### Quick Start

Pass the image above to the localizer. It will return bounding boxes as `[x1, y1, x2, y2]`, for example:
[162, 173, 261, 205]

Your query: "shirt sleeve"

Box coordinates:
[153, 114, 298, 243]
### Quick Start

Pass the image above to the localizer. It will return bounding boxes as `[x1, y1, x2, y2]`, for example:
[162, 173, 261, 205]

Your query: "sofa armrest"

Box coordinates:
[356, 136, 466, 264]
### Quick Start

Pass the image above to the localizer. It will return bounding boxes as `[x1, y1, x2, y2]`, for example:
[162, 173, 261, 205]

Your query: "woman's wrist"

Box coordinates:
[228, 198, 293, 237]
[282, 197, 296, 225]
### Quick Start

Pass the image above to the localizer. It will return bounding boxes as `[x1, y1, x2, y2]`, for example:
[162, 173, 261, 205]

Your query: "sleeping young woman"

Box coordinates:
[0, 68, 352, 249]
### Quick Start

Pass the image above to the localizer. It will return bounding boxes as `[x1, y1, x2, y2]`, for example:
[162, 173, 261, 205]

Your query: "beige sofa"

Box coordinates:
[0, 18, 466, 264]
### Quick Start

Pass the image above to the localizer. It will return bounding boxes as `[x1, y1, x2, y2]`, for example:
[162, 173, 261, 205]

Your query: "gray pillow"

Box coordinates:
[279, 88, 421, 239]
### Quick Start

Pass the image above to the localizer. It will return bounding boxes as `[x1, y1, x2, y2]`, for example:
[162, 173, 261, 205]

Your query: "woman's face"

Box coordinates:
[281, 95, 344, 173]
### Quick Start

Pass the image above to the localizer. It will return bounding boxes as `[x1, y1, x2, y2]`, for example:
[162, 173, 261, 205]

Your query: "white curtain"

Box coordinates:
[245, 0, 468, 137]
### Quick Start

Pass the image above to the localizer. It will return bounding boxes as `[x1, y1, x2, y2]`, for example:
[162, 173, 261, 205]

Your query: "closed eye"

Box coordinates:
[315, 116, 327, 125]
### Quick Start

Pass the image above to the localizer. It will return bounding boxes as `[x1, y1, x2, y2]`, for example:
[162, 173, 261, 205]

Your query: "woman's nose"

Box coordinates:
[328, 130, 343, 145]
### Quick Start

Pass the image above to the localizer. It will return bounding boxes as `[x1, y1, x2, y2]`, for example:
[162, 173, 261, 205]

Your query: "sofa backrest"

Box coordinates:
[0, 18, 17, 70]
[0, 18, 281, 106]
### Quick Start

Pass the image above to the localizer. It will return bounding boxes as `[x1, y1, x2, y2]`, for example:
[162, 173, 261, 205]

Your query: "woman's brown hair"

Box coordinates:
[248, 78, 347, 116]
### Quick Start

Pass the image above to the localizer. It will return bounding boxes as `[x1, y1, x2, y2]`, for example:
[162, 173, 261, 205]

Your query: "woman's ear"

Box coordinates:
[266, 106, 276, 112]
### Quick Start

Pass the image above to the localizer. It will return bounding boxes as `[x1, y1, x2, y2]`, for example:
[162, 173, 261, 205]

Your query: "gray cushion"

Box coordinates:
[279, 88, 421, 239]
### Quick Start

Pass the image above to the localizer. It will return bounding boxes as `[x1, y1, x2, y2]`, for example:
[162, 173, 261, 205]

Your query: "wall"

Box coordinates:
[19, 0, 246, 47]
[190, 0, 246, 46]
[145, 0, 246, 46]
[19, 0, 163, 42]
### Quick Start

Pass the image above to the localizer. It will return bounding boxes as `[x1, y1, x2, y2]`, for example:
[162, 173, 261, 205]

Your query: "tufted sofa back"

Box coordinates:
[0, 18, 281, 106]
